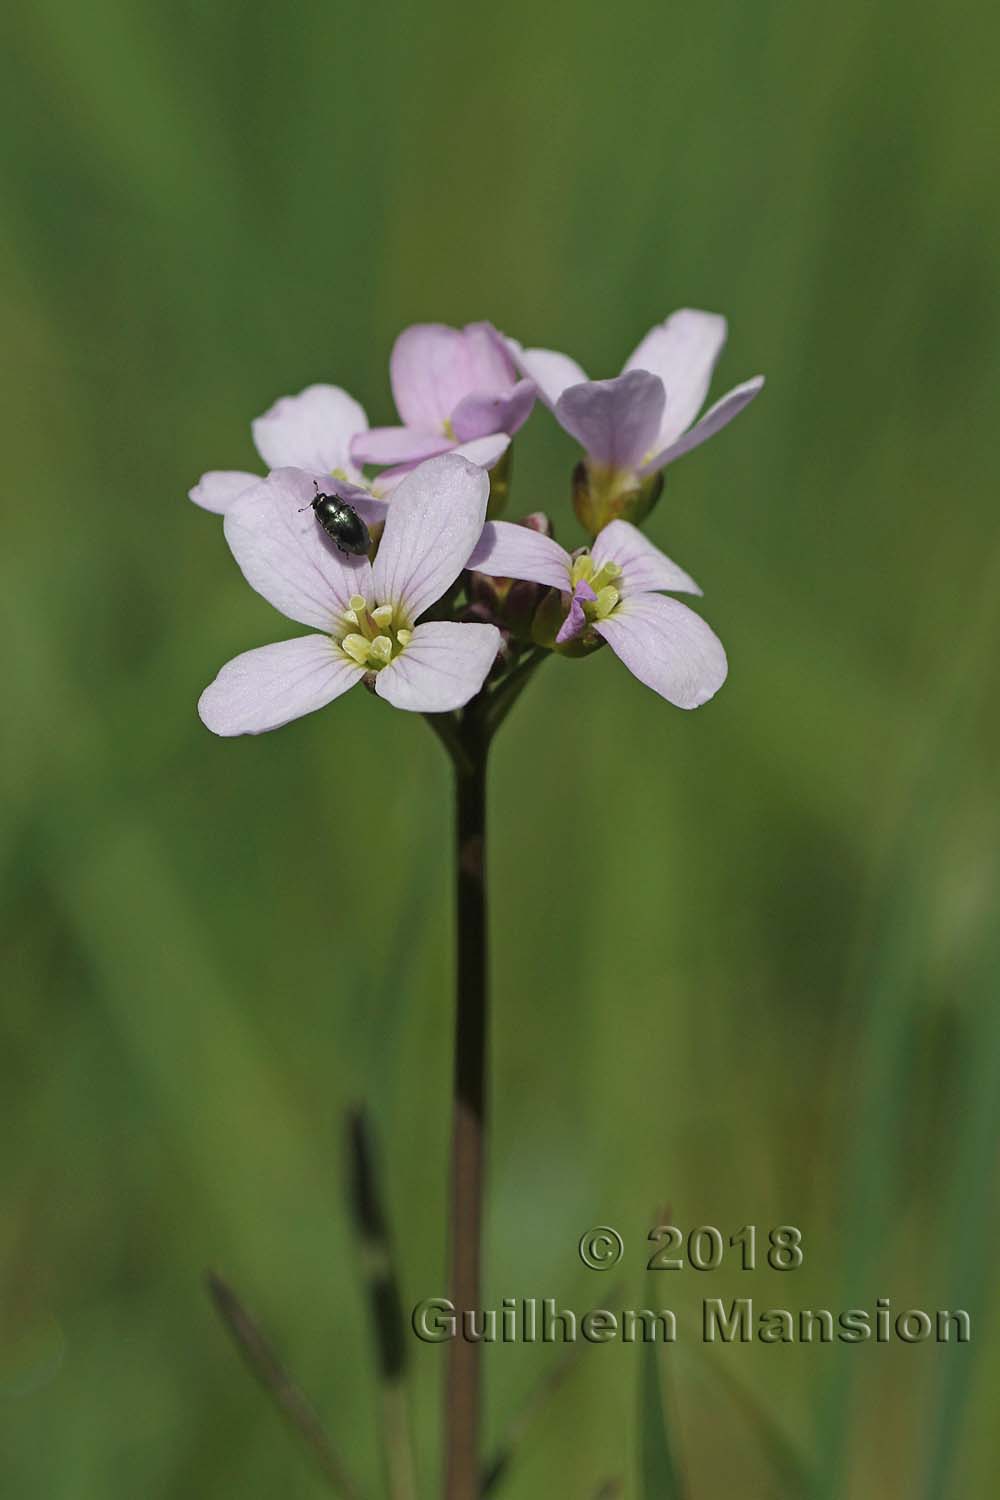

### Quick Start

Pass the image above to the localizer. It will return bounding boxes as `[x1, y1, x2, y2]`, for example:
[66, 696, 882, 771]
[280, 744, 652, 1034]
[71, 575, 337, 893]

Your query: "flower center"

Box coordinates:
[335, 594, 413, 669]
[569, 554, 622, 622]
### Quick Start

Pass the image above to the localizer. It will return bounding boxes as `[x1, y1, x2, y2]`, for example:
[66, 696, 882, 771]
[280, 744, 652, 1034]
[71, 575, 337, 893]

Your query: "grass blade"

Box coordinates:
[638, 1338, 686, 1500]
[206, 1272, 363, 1500]
[345, 1108, 418, 1500]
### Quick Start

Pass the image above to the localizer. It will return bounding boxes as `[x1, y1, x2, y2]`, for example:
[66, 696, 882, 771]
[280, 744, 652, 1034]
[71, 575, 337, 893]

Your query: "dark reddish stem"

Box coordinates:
[443, 712, 489, 1500]
[424, 651, 545, 1500]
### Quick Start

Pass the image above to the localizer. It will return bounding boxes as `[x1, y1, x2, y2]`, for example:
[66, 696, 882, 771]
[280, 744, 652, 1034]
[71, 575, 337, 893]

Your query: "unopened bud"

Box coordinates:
[467, 570, 512, 610]
[530, 588, 565, 650]
[518, 511, 554, 538]
[466, 512, 556, 639]
[462, 602, 515, 677]
[461, 601, 501, 628]
[486, 444, 514, 519]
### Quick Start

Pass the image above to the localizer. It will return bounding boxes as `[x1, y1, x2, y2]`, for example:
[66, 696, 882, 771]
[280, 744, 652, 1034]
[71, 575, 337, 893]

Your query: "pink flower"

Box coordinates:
[505, 308, 763, 485]
[188, 383, 380, 516]
[468, 518, 727, 709]
[350, 322, 536, 483]
[199, 455, 501, 735]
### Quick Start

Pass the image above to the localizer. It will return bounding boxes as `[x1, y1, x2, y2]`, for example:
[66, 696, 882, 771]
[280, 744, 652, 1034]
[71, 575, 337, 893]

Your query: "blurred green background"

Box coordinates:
[2, 0, 998, 1495]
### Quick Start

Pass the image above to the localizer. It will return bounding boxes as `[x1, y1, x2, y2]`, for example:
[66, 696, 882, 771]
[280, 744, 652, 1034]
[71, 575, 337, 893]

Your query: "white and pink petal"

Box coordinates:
[389, 324, 471, 432]
[461, 322, 521, 391]
[450, 379, 536, 442]
[592, 520, 702, 596]
[467, 522, 571, 592]
[372, 454, 489, 622]
[507, 342, 588, 409]
[640, 377, 764, 476]
[351, 427, 453, 467]
[374, 622, 500, 713]
[624, 310, 728, 450]
[371, 435, 512, 497]
[555, 370, 665, 470]
[555, 579, 596, 645]
[595, 593, 727, 709]
[189, 470, 259, 514]
[224, 468, 372, 631]
[452, 432, 510, 470]
[199, 635, 362, 736]
[252, 385, 368, 476]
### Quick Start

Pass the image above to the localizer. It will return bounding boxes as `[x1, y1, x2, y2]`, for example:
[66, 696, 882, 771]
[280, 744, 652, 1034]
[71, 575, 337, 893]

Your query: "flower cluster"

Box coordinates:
[192, 310, 763, 735]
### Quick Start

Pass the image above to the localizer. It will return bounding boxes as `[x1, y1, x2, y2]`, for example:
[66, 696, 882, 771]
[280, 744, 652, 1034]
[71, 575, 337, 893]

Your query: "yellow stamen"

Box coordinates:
[570, 554, 594, 588]
[591, 560, 622, 592]
[594, 585, 620, 618]
[341, 633, 370, 666]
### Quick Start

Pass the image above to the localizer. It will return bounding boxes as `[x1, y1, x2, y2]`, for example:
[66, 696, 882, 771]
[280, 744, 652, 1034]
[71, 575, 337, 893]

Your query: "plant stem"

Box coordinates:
[444, 712, 489, 1500]
[430, 646, 545, 1499]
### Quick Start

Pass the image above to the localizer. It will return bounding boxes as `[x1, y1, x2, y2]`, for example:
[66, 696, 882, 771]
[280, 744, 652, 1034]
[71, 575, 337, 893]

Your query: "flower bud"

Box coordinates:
[486, 444, 514, 519]
[462, 602, 514, 678]
[517, 510, 554, 537]
[529, 587, 602, 658]
[571, 460, 664, 537]
[530, 588, 564, 650]
[467, 513, 556, 640]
